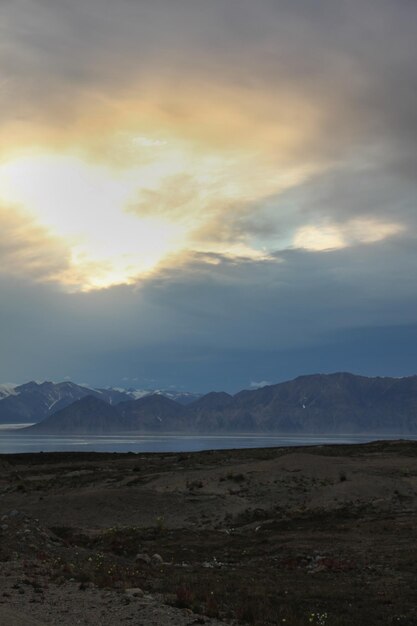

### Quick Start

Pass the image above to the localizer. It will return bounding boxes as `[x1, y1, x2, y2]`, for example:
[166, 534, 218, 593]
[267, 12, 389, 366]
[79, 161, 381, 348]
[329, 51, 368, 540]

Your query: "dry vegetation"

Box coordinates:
[1, 441, 417, 624]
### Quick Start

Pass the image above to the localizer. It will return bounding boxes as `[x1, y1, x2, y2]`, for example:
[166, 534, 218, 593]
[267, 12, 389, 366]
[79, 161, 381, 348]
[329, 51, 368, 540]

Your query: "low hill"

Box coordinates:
[27, 396, 122, 434]
[118, 394, 192, 431]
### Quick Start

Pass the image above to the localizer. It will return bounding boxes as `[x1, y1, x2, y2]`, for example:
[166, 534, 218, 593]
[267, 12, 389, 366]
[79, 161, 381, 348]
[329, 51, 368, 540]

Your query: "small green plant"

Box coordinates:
[155, 515, 165, 533]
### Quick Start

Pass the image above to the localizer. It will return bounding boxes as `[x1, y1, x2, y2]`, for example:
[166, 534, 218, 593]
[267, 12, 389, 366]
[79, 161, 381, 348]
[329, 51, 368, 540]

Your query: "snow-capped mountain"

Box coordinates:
[125, 388, 201, 405]
[0, 381, 106, 424]
[0, 380, 201, 424]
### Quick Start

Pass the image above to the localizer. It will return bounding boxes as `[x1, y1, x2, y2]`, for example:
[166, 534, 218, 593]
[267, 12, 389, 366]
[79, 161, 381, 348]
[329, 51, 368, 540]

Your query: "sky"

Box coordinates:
[0, 0, 416, 392]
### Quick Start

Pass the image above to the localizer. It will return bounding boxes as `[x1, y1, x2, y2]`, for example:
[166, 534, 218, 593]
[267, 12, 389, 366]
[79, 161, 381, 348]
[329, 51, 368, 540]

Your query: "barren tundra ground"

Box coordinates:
[1, 441, 417, 625]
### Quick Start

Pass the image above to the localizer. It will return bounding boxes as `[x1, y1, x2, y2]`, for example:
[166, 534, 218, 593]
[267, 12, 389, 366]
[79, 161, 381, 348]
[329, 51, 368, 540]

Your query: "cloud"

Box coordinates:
[0, 203, 71, 282]
[1, 235, 417, 389]
[250, 381, 271, 389]
[1, 0, 416, 291]
[293, 218, 404, 252]
[2, 0, 415, 173]
[0, 0, 417, 388]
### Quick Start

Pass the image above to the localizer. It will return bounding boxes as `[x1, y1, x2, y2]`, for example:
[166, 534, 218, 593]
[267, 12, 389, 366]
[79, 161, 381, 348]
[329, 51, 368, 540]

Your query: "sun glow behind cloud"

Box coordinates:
[0, 139, 406, 291]
[0, 139, 294, 290]
[0, 151, 195, 289]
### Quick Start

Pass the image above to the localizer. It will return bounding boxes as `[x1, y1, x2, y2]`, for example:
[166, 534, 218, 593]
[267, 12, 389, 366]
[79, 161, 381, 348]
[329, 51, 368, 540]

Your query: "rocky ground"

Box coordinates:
[1, 441, 417, 625]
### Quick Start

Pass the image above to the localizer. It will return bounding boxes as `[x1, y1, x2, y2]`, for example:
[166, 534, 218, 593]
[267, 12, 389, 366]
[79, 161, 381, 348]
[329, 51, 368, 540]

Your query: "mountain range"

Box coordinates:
[13, 372, 417, 435]
[0, 381, 201, 425]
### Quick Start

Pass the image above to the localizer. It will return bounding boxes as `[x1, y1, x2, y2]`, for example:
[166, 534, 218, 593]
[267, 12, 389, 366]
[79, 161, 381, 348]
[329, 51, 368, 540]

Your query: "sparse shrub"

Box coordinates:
[235, 601, 256, 624]
[175, 585, 194, 608]
[227, 472, 247, 483]
[339, 471, 347, 482]
[205, 593, 220, 618]
[187, 479, 204, 490]
[76, 570, 93, 584]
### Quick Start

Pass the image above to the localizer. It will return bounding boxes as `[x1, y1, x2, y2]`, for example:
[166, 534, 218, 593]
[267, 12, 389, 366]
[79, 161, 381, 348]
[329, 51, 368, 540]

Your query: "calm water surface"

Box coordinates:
[0, 430, 414, 454]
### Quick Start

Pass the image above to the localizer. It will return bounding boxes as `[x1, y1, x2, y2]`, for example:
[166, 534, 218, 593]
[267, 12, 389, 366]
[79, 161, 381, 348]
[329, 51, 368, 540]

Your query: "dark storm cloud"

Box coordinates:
[2, 0, 417, 160]
[1, 235, 417, 390]
[2, 1, 416, 221]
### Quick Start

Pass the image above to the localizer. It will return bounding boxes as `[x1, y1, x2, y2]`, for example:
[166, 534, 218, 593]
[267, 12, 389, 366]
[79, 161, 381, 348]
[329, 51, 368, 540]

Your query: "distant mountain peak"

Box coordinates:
[191, 391, 234, 409]
[0, 379, 201, 425]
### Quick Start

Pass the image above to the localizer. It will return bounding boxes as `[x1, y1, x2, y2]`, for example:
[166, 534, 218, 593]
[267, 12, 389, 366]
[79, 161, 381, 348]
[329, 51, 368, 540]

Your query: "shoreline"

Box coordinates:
[2, 432, 417, 457]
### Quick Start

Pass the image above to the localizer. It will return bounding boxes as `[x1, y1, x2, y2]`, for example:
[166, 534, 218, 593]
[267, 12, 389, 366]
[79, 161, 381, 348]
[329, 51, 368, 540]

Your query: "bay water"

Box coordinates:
[0, 427, 414, 454]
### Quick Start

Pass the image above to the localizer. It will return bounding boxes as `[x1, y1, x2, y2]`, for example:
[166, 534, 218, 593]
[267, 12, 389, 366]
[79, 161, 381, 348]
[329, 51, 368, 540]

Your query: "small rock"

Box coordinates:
[135, 553, 151, 564]
[79, 582, 93, 591]
[1, 524, 8, 531]
[125, 587, 144, 597]
[308, 564, 327, 574]
[151, 553, 163, 564]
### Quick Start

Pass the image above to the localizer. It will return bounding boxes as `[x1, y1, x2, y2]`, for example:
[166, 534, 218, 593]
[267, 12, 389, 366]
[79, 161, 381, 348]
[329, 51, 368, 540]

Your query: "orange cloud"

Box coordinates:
[0, 204, 71, 282]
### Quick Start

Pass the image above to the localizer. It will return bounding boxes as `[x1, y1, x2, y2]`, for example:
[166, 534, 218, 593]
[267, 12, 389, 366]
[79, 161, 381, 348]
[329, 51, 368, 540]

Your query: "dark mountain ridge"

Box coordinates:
[0, 381, 109, 425]
[0, 381, 201, 425]
[27, 394, 192, 434]
[118, 395, 192, 431]
[29, 396, 122, 434]
[21, 372, 417, 435]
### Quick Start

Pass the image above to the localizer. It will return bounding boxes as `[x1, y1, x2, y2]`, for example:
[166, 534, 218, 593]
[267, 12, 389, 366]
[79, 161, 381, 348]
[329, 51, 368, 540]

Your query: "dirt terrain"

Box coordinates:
[1, 441, 417, 625]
